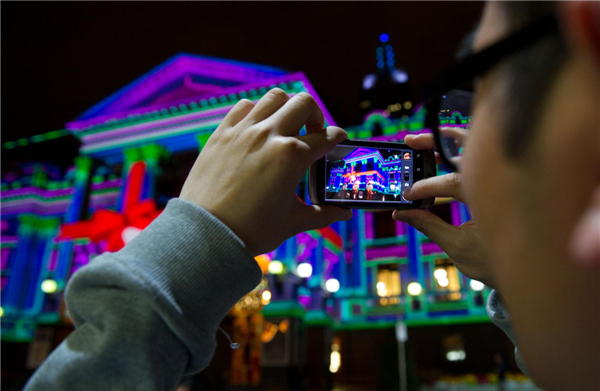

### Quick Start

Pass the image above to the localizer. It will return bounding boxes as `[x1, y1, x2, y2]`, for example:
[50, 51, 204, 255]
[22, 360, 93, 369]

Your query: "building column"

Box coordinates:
[119, 145, 167, 212]
[55, 157, 93, 286]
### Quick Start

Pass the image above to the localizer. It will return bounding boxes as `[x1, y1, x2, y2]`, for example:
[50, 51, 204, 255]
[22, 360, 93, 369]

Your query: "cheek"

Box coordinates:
[461, 107, 520, 236]
[462, 115, 498, 205]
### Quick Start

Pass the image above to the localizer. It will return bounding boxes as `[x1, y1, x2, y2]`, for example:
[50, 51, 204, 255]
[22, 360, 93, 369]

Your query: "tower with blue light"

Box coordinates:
[359, 34, 413, 123]
[377, 34, 395, 75]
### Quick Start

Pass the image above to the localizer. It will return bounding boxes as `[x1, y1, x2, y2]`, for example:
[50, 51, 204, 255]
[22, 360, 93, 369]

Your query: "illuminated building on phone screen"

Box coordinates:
[2, 53, 481, 362]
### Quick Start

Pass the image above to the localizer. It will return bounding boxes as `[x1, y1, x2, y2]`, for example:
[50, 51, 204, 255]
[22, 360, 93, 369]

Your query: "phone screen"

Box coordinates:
[324, 144, 415, 205]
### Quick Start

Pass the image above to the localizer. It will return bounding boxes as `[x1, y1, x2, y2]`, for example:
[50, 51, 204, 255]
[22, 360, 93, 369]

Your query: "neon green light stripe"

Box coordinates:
[261, 301, 306, 318]
[365, 257, 407, 265]
[81, 87, 307, 147]
[90, 188, 120, 196]
[365, 236, 407, 247]
[81, 86, 305, 136]
[2, 129, 70, 150]
[322, 240, 341, 254]
[81, 104, 235, 140]
[81, 119, 223, 153]
[1, 193, 73, 203]
[427, 301, 470, 312]
[332, 314, 491, 330]
[1, 198, 71, 207]
[2, 192, 74, 201]
[366, 306, 406, 316]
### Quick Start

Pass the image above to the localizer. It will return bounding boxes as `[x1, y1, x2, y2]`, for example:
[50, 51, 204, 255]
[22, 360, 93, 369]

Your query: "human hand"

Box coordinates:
[392, 132, 496, 289]
[180, 89, 352, 255]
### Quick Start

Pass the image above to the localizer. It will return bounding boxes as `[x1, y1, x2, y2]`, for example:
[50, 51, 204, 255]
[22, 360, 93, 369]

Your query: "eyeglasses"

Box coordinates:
[423, 14, 559, 171]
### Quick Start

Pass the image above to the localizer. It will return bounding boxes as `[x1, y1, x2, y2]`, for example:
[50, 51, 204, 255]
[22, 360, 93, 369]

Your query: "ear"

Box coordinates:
[560, 1, 600, 63]
[570, 188, 600, 267]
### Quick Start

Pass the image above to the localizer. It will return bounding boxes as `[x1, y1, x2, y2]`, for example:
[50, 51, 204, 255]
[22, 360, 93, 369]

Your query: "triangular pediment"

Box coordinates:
[77, 53, 287, 121]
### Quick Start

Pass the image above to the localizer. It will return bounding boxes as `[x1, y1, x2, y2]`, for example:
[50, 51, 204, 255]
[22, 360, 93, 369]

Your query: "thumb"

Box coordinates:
[393, 209, 459, 250]
[298, 126, 348, 163]
[296, 203, 353, 232]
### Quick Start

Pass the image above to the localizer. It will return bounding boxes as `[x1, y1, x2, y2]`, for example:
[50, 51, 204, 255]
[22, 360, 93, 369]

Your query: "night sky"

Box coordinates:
[2, 2, 483, 145]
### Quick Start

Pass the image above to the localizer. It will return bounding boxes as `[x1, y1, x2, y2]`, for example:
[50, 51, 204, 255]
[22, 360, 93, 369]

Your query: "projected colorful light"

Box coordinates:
[1, 53, 486, 343]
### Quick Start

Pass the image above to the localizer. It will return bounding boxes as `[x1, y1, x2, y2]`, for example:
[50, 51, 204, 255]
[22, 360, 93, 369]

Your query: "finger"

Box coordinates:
[220, 99, 255, 129]
[404, 134, 442, 163]
[404, 133, 437, 151]
[268, 92, 325, 136]
[246, 88, 290, 124]
[440, 126, 469, 144]
[435, 152, 444, 165]
[296, 202, 353, 232]
[403, 172, 466, 203]
[392, 209, 460, 249]
[296, 126, 348, 163]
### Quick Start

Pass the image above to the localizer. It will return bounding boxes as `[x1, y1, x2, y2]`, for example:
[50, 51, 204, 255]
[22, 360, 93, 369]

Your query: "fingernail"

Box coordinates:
[330, 127, 348, 142]
[403, 186, 413, 198]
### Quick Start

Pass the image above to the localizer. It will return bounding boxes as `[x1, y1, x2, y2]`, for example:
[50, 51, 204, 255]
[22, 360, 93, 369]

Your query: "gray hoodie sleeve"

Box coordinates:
[486, 289, 529, 376]
[24, 198, 263, 391]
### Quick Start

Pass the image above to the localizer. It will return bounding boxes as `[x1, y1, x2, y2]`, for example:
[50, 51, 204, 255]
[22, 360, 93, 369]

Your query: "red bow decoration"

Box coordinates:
[58, 199, 163, 252]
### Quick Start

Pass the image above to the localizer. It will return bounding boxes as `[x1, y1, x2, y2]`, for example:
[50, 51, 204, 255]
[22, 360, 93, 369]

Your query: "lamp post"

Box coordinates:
[396, 318, 408, 391]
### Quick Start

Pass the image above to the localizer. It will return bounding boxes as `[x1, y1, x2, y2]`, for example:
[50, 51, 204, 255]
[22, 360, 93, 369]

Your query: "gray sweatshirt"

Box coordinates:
[487, 289, 528, 374]
[25, 198, 523, 390]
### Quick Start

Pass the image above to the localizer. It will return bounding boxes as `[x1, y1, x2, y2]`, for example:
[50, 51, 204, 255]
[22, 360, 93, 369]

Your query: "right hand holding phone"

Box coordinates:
[180, 89, 352, 256]
[392, 133, 496, 289]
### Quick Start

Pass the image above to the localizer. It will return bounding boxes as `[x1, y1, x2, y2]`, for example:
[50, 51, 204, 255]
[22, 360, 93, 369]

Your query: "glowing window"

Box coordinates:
[376, 264, 401, 298]
[434, 258, 461, 300]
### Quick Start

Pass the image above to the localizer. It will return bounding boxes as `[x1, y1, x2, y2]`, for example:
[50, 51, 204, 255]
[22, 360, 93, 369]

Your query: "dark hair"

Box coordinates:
[500, 2, 567, 158]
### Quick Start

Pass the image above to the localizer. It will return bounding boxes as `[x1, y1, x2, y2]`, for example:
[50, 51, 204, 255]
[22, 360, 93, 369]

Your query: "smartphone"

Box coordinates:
[309, 139, 436, 209]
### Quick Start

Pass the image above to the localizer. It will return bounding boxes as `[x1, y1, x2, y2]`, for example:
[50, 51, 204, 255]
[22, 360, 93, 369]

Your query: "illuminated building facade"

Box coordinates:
[327, 108, 485, 330]
[1, 53, 485, 351]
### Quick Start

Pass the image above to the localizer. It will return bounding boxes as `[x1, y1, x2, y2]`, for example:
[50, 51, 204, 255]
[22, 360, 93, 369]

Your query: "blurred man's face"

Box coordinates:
[462, 2, 599, 279]
[461, 4, 521, 248]
[461, 2, 599, 381]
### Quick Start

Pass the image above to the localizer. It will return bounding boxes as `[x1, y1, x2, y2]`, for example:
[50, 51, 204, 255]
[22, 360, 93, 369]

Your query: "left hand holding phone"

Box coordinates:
[180, 89, 352, 256]
[392, 133, 496, 289]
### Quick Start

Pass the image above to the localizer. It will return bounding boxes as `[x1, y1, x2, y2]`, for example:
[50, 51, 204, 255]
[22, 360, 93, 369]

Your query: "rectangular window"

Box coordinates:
[433, 258, 461, 301]
[376, 263, 401, 297]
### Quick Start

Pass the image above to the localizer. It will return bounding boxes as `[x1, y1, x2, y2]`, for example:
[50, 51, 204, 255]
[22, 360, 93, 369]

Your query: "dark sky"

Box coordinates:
[2, 2, 483, 144]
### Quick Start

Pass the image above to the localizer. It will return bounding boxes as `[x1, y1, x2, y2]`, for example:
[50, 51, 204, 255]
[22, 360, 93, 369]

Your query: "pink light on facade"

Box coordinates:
[47, 249, 59, 272]
[1, 248, 11, 271]
[421, 242, 444, 256]
[365, 212, 374, 240]
[366, 245, 408, 261]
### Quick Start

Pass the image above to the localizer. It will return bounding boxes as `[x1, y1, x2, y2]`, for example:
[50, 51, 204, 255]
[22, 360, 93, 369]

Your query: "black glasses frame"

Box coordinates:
[423, 14, 560, 171]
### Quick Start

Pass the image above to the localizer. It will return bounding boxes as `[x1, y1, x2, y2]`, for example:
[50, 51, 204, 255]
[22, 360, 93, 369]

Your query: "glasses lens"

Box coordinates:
[438, 89, 473, 168]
